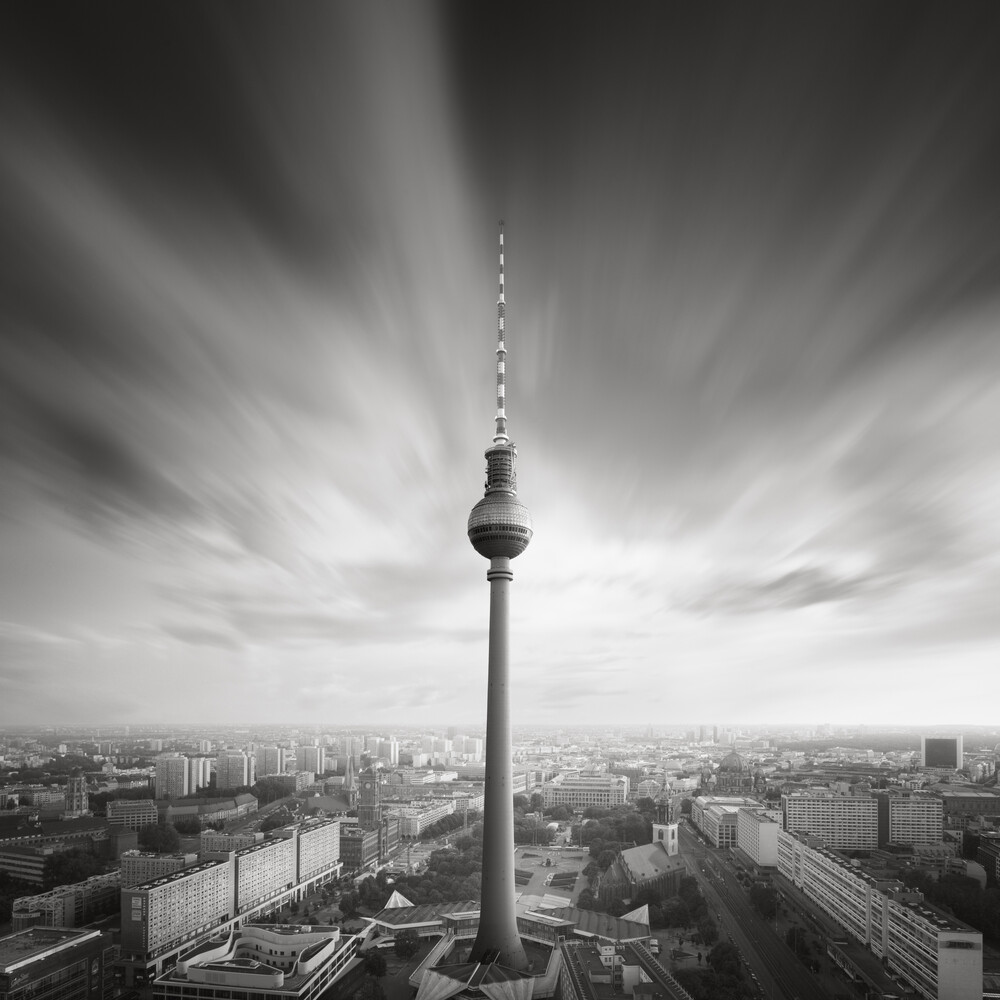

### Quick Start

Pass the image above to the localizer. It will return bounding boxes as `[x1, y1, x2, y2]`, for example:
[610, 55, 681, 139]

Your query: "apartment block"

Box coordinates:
[233, 836, 298, 915]
[737, 807, 780, 866]
[121, 858, 235, 962]
[875, 791, 943, 846]
[782, 792, 878, 849]
[155, 756, 189, 800]
[777, 830, 981, 1000]
[299, 746, 325, 777]
[258, 747, 286, 777]
[294, 818, 341, 885]
[121, 852, 198, 888]
[198, 831, 264, 856]
[215, 752, 254, 792]
[186, 757, 210, 794]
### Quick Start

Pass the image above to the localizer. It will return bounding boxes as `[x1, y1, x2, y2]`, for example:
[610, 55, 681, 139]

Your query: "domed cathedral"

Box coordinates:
[716, 750, 754, 795]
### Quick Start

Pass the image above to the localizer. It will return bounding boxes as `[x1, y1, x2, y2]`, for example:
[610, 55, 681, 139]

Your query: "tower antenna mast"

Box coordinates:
[495, 220, 508, 445]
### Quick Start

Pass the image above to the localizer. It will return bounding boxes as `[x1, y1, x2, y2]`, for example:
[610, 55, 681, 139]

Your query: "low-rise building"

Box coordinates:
[339, 825, 379, 871]
[11, 872, 121, 930]
[597, 829, 685, 907]
[542, 775, 629, 811]
[107, 799, 159, 831]
[152, 924, 367, 1000]
[0, 927, 116, 1000]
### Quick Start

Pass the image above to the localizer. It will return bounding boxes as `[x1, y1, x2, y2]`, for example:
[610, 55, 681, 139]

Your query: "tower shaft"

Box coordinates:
[469, 556, 527, 969]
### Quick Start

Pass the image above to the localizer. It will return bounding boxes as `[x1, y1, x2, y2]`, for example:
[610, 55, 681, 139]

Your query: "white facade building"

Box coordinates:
[542, 775, 629, 810]
[782, 792, 878, 849]
[737, 807, 780, 866]
[155, 756, 189, 800]
[777, 830, 981, 1000]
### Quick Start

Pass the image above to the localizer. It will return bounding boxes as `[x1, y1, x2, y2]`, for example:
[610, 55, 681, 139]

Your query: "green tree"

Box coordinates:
[707, 941, 741, 978]
[697, 916, 718, 945]
[749, 883, 777, 919]
[394, 928, 420, 959]
[43, 849, 104, 891]
[353, 978, 386, 1000]
[662, 897, 691, 928]
[363, 952, 388, 978]
[172, 816, 202, 835]
[137, 822, 180, 853]
[597, 849, 617, 870]
[261, 813, 290, 833]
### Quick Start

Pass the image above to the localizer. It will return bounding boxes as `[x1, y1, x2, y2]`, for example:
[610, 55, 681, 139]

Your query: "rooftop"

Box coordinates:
[0, 928, 98, 970]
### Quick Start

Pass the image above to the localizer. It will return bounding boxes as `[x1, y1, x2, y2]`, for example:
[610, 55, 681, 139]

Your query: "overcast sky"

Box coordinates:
[1, 3, 999, 729]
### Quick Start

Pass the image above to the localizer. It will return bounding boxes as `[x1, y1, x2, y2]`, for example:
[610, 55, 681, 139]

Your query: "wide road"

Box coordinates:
[679, 824, 833, 1000]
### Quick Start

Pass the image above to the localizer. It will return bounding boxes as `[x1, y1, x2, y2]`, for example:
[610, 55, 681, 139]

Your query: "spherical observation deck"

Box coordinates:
[468, 493, 533, 560]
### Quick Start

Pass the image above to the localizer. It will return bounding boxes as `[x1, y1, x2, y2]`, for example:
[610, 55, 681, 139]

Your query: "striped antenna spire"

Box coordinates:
[494, 220, 508, 443]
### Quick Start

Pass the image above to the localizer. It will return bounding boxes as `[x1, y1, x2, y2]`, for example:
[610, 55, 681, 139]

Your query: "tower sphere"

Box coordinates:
[468, 490, 533, 559]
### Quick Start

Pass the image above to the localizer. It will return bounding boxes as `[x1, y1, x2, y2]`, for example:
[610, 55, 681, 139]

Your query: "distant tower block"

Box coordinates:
[467, 221, 532, 971]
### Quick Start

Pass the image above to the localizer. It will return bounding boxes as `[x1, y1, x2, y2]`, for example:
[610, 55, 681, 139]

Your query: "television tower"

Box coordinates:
[467, 221, 532, 970]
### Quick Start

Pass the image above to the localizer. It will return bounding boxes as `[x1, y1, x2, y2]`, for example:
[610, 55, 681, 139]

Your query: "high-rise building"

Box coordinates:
[373, 737, 399, 765]
[258, 746, 286, 776]
[778, 831, 981, 999]
[782, 792, 878, 849]
[874, 790, 943, 846]
[300, 746, 325, 776]
[465, 222, 533, 971]
[155, 756, 190, 800]
[922, 735, 963, 769]
[187, 756, 210, 794]
[216, 751, 253, 791]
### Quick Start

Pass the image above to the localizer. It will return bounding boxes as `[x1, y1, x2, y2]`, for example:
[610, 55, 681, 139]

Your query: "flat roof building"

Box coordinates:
[778, 830, 981, 1000]
[782, 792, 878, 849]
[542, 775, 628, 811]
[107, 799, 158, 831]
[152, 924, 365, 1000]
[0, 927, 116, 1000]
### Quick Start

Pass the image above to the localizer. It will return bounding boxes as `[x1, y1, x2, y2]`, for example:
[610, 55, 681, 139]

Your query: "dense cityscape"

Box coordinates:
[2, 723, 1000, 1000]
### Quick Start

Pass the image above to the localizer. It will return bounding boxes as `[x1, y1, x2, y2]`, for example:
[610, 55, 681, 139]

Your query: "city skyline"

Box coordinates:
[2, 5, 1000, 727]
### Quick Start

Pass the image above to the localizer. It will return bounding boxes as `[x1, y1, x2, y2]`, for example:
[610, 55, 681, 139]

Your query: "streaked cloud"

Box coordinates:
[0, 4, 998, 726]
